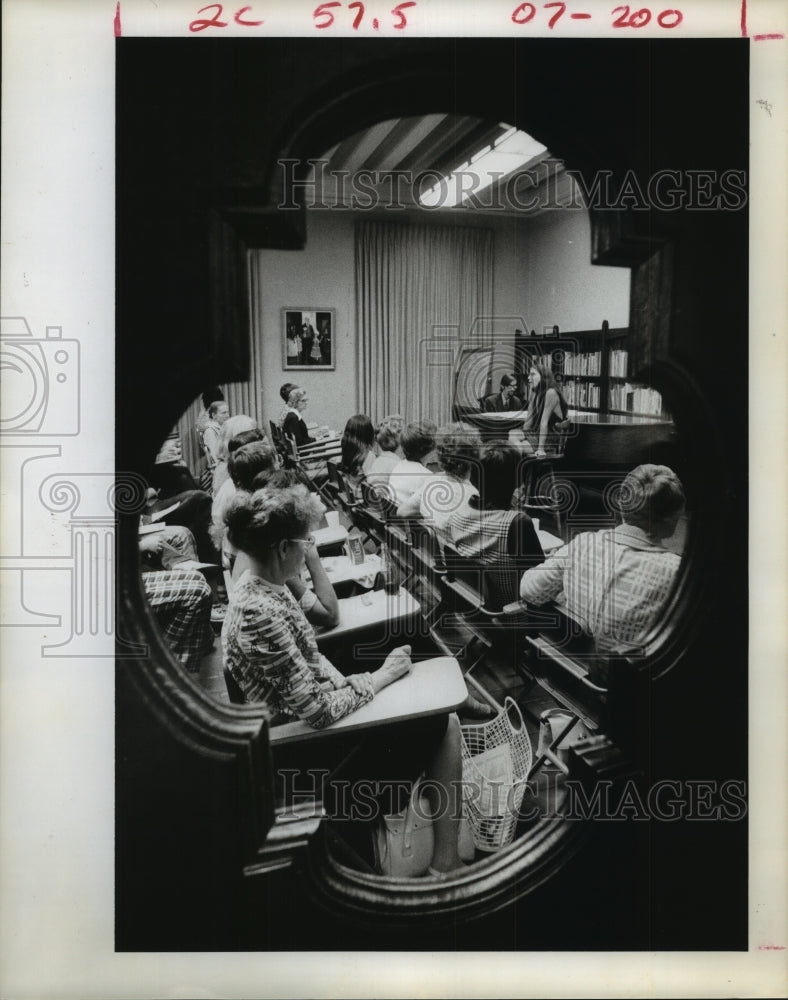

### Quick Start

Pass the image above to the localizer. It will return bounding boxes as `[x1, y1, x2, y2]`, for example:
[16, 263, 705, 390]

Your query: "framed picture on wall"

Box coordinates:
[282, 307, 336, 370]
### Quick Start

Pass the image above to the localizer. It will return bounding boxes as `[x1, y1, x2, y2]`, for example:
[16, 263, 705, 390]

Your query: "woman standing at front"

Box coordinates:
[221, 485, 466, 875]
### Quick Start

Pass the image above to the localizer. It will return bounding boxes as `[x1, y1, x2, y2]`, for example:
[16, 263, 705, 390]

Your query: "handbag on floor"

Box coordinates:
[373, 779, 434, 878]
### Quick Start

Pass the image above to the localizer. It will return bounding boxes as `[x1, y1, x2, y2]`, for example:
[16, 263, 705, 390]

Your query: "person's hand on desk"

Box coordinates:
[371, 644, 413, 693]
[343, 672, 375, 698]
[535, 449, 547, 459]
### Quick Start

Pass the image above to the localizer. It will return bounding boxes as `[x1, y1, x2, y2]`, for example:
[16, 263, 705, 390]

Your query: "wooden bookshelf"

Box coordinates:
[514, 321, 664, 420]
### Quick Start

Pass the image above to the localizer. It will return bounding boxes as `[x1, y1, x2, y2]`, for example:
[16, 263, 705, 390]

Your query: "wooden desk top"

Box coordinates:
[268, 656, 466, 745]
[315, 587, 421, 641]
[312, 524, 349, 550]
[306, 553, 381, 589]
[538, 529, 564, 552]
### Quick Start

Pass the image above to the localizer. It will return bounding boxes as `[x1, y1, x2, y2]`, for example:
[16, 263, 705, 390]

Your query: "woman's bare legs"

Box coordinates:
[423, 713, 466, 874]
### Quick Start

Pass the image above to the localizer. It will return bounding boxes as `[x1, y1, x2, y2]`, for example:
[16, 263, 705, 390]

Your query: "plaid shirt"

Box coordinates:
[142, 567, 214, 672]
[446, 507, 543, 608]
[519, 524, 681, 653]
[221, 571, 372, 727]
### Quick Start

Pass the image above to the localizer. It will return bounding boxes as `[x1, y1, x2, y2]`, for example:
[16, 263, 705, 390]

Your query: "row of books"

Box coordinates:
[609, 383, 664, 415]
[561, 380, 601, 409]
[560, 350, 602, 376]
[608, 349, 629, 378]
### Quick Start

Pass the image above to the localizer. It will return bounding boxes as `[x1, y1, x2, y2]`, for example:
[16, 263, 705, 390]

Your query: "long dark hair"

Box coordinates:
[471, 443, 522, 511]
[528, 361, 568, 426]
[340, 414, 375, 476]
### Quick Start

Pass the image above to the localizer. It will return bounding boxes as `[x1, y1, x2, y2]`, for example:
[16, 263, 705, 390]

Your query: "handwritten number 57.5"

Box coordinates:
[313, 2, 417, 29]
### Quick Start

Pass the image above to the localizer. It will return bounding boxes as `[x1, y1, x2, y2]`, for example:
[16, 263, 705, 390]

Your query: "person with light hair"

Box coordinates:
[387, 420, 438, 506]
[397, 422, 481, 542]
[366, 423, 403, 485]
[202, 398, 230, 464]
[519, 463, 685, 656]
[282, 386, 318, 449]
[212, 414, 258, 495]
[221, 484, 467, 875]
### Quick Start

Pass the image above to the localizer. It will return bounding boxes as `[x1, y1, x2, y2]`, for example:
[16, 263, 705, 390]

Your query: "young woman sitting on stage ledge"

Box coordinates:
[510, 361, 570, 459]
[221, 485, 467, 875]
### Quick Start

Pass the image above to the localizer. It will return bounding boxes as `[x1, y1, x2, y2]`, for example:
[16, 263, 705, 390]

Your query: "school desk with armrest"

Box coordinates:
[267, 656, 466, 746]
[314, 587, 423, 666]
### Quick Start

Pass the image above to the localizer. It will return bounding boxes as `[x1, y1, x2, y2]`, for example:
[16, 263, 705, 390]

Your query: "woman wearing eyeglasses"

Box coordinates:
[221, 484, 467, 875]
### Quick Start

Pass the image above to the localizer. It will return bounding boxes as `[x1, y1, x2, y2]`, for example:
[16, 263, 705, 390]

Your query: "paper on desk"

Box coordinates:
[138, 523, 166, 535]
[150, 501, 181, 522]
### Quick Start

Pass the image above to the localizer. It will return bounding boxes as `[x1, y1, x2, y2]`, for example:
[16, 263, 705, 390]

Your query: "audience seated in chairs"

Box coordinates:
[338, 414, 377, 501]
[202, 399, 230, 466]
[388, 420, 437, 506]
[282, 387, 318, 449]
[397, 422, 481, 544]
[228, 469, 340, 630]
[378, 412, 405, 436]
[195, 386, 225, 435]
[444, 442, 544, 610]
[211, 429, 267, 545]
[143, 440, 221, 566]
[520, 463, 684, 659]
[220, 484, 466, 874]
[212, 414, 258, 495]
[277, 382, 299, 429]
[366, 422, 403, 486]
[140, 527, 214, 673]
[148, 433, 200, 499]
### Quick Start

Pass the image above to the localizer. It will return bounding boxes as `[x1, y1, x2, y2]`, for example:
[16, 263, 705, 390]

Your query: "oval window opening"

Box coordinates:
[133, 112, 696, 918]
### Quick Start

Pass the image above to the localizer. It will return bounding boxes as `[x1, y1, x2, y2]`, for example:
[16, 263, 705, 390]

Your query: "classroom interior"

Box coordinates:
[116, 37, 748, 952]
[142, 115, 688, 878]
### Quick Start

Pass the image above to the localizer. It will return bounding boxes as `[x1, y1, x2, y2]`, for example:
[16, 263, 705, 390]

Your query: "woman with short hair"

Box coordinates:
[387, 420, 437, 506]
[221, 485, 466, 875]
[366, 424, 403, 485]
[212, 415, 258, 495]
[397, 422, 481, 543]
[282, 387, 316, 449]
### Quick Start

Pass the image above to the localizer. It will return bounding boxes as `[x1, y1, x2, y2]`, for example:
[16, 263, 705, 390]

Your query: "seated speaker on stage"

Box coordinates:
[482, 373, 522, 413]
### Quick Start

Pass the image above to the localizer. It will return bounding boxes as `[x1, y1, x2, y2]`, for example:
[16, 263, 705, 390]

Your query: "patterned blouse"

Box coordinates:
[221, 571, 372, 728]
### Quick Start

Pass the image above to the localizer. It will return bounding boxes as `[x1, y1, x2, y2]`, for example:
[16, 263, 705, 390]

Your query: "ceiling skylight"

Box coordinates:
[419, 125, 548, 208]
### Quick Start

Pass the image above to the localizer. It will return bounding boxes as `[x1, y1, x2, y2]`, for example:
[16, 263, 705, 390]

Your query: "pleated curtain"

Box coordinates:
[356, 221, 494, 427]
[175, 255, 263, 480]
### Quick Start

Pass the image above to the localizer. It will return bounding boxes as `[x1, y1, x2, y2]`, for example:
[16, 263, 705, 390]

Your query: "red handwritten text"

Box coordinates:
[511, 3, 683, 29]
[313, 1, 417, 30]
[189, 3, 264, 32]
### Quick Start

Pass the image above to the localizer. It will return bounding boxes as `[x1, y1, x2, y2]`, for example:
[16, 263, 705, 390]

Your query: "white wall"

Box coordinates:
[518, 209, 631, 334]
[252, 212, 357, 435]
[251, 206, 630, 428]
